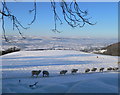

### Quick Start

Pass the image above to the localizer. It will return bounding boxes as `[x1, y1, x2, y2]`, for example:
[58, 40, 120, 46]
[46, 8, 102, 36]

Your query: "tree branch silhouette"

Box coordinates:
[1, 0, 29, 42]
[28, 0, 37, 25]
[0, 0, 96, 42]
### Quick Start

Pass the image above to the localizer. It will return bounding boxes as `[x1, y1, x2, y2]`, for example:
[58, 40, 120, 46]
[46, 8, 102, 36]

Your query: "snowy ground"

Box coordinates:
[2, 36, 117, 51]
[1, 50, 119, 93]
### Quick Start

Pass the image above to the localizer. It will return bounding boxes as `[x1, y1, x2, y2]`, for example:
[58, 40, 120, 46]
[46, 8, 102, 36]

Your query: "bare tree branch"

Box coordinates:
[50, 0, 63, 33]
[0, 0, 96, 42]
[28, 0, 37, 25]
[50, 0, 96, 32]
[1, 0, 29, 42]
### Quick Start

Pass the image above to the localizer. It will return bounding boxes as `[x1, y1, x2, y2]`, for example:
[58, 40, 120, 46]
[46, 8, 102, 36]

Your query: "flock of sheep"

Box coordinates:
[31, 67, 119, 77]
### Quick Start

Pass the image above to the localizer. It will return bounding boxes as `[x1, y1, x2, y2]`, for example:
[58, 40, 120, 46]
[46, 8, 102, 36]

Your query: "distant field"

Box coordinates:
[1, 36, 117, 51]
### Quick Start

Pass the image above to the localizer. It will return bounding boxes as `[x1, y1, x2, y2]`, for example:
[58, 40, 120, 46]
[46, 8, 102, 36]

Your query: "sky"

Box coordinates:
[0, 2, 118, 38]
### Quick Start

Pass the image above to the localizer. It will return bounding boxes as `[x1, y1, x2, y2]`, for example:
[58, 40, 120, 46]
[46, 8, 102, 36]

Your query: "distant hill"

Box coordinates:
[95, 42, 120, 56]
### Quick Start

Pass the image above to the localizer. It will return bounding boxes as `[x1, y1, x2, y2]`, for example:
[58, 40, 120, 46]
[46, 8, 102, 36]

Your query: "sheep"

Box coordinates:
[60, 70, 67, 75]
[91, 68, 97, 72]
[107, 67, 113, 71]
[113, 67, 119, 71]
[99, 68, 104, 72]
[85, 69, 90, 73]
[32, 70, 41, 77]
[43, 70, 49, 77]
[71, 69, 78, 74]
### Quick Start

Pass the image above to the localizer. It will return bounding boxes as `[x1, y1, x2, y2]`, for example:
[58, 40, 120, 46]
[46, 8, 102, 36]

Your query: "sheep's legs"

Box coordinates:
[31, 74, 34, 77]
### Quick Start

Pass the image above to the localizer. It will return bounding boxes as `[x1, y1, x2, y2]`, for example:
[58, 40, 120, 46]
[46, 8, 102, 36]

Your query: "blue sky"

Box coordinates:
[1, 2, 118, 38]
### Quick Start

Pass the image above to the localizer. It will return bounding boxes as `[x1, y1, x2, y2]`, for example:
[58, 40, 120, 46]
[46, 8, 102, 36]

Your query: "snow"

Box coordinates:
[2, 36, 117, 51]
[1, 50, 119, 93]
[93, 49, 107, 54]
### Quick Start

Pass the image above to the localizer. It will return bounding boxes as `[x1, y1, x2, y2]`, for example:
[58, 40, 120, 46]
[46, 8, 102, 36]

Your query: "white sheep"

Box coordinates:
[43, 70, 49, 77]
[31, 70, 41, 77]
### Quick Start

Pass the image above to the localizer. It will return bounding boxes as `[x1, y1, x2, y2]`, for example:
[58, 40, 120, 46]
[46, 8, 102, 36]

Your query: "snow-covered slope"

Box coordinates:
[1, 50, 119, 93]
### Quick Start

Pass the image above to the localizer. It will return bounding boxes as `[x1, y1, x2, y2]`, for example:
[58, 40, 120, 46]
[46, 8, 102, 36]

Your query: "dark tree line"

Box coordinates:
[0, 0, 96, 42]
[0, 46, 20, 55]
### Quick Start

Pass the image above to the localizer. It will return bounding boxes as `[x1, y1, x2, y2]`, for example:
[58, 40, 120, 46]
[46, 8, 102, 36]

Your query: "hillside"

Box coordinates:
[93, 42, 120, 56]
[2, 50, 118, 93]
[101, 42, 120, 56]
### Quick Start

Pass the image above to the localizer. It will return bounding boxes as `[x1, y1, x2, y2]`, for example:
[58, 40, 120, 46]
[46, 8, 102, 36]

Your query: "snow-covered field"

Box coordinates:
[2, 36, 117, 51]
[1, 50, 119, 93]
